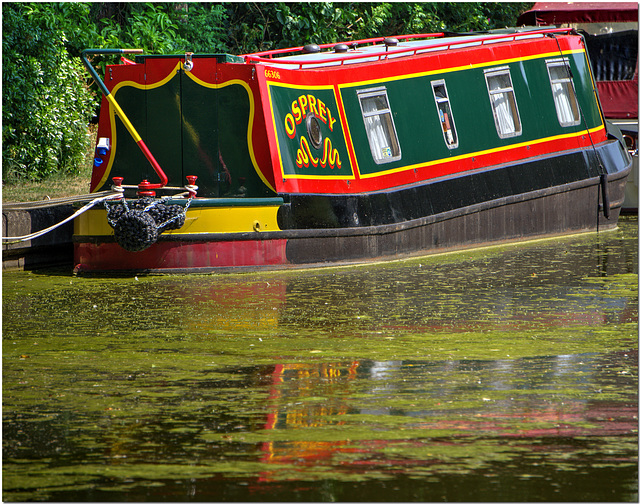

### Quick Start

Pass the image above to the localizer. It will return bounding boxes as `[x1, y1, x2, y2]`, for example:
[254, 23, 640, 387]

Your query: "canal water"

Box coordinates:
[3, 217, 638, 502]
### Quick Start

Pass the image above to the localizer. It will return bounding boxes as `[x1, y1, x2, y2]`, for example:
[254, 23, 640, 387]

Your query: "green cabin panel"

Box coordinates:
[214, 82, 273, 198]
[109, 61, 271, 198]
[111, 87, 151, 184]
[145, 71, 183, 187]
[268, 84, 353, 178]
[340, 52, 602, 177]
[179, 72, 220, 197]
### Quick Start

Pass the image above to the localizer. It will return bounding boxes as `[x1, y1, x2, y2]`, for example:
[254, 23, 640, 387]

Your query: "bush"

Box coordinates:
[2, 3, 97, 182]
[170, 3, 229, 53]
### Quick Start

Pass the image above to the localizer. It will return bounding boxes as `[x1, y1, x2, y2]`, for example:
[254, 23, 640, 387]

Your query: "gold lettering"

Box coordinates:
[317, 99, 327, 123]
[298, 95, 308, 118]
[320, 137, 341, 169]
[284, 113, 296, 138]
[296, 136, 319, 168]
[327, 107, 337, 131]
[292, 100, 302, 124]
[307, 95, 318, 116]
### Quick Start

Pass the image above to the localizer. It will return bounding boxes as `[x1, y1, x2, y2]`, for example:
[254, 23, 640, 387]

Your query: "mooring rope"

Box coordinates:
[2, 192, 123, 243]
[2, 190, 121, 211]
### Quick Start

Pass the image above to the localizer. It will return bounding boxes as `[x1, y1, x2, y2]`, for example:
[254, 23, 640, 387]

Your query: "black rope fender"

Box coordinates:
[104, 197, 191, 252]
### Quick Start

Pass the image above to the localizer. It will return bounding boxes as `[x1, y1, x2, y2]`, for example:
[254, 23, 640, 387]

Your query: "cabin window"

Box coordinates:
[357, 87, 401, 164]
[484, 68, 522, 139]
[431, 80, 458, 149]
[546, 59, 580, 127]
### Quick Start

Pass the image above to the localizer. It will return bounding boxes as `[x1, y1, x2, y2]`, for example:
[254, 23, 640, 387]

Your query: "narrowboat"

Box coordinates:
[74, 27, 632, 274]
[518, 2, 639, 211]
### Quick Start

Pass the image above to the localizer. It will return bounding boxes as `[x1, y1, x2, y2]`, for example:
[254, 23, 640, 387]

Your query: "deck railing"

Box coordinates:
[243, 28, 577, 69]
[241, 33, 445, 60]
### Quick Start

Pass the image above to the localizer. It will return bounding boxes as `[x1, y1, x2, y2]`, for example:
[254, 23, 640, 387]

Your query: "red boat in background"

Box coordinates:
[518, 2, 638, 211]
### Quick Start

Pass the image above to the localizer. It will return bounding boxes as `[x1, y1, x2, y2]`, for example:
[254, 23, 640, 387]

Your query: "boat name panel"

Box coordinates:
[268, 83, 354, 179]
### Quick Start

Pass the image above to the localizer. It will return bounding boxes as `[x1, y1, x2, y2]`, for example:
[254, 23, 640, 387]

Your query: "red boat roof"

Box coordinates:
[243, 28, 572, 70]
[518, 2, 638, 25]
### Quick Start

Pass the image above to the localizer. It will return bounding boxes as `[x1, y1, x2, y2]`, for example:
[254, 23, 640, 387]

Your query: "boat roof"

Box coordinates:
[242, 27, 574, 70]
[518, 2, 638, 25]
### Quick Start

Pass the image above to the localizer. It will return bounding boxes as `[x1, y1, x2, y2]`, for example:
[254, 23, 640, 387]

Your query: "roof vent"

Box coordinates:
[383, 37, 399, 51]
[334, 43, 349, 53]
[303, 44, 320, 54]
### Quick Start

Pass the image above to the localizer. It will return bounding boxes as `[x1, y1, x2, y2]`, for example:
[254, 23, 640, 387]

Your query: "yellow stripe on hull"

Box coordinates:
[74, 205, 282, 236]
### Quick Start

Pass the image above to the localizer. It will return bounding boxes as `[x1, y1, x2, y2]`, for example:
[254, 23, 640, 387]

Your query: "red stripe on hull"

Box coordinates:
[278, 132, 607, 194]
[74, 239, 288, 272]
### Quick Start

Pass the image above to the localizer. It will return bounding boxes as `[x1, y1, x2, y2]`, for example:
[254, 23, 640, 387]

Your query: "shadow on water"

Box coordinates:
[3, 217, 638, 501]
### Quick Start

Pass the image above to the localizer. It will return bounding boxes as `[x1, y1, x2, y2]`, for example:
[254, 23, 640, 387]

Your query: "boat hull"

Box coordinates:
[73, 140, 630, 274]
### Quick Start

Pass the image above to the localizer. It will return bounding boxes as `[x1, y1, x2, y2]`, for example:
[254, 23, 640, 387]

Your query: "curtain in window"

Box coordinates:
[362, 97, 393, 162]
[364, 115, 390, 162]
[487, 75, 516, 136]
[552, 82, 576, 124]
[490, 91, 516, 136]
[548, 64, 579, 126]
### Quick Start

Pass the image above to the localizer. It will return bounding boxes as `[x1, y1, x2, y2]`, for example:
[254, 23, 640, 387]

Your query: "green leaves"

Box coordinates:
[1, 2, 233, 182]
[225, 2, 531, 54]
[2, 3, 96, 181]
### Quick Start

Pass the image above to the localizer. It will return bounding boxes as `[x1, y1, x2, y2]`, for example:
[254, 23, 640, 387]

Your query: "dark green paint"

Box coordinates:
[163, 197, 284, 207]
[341, 52, 602, 176]
[110, 87, 153, 184]
[135, 54, 245, 65]
[268, 85, 353, 178]
[104, 69, 272, 198]
[146, 72, 184, 187]
[212, 80, 273, 198]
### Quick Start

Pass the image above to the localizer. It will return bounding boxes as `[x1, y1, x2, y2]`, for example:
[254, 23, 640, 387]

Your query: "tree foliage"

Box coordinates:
[2, 3, 97, 181]
[225, 2, 533, 53]
[2, 2, 532, 182]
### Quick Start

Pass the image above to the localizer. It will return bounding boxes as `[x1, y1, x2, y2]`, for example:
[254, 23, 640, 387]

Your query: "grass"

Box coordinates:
[2, 128, 96, 204]
[2, 165, 93, 204]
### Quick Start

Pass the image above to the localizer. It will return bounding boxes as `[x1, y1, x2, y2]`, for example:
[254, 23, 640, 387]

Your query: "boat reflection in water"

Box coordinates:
[254, 352, 636, 491]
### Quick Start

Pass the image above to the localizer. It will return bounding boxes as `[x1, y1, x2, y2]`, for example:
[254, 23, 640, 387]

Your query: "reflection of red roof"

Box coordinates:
[518, 2, 638, 25]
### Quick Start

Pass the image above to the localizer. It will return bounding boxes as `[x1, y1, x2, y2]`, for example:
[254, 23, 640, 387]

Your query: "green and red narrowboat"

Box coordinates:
[74, 27, 632, 274]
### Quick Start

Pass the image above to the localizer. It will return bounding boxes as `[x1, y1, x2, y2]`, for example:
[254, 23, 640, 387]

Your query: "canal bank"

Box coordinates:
[2, 202, 75, 271]
[2, 190, 121, 272]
